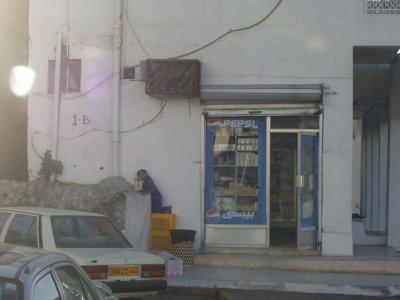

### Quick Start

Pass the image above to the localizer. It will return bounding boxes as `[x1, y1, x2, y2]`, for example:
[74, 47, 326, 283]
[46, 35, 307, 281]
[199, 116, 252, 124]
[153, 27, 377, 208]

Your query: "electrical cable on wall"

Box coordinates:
[30, 1, 282, 149]
[169, 0, 283, 59]
[63, 74, 114, 100]
[32, 1, 283, 98]
[31, 74, 114, 100]
[131, 0, 283, 66]
[128, 21, 151, 58]
[30, 98, 167, 152]
[125, 0, 150, 59]
[120, 98, 166, 134]
[31, 132, 44, 159]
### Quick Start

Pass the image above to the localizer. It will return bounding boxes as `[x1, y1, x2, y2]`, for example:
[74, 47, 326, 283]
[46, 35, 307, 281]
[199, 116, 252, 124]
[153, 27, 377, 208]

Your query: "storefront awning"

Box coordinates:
[201, 84, 322, 116]
[201, 84, 322, 105]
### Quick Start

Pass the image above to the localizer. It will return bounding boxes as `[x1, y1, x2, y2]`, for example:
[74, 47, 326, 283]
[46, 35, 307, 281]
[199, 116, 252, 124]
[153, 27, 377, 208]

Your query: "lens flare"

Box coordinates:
[9, 66, 36, 97]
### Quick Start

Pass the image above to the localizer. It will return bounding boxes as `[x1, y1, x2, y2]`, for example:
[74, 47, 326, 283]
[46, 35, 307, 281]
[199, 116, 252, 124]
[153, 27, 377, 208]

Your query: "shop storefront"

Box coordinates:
[202, 85, 322, 249]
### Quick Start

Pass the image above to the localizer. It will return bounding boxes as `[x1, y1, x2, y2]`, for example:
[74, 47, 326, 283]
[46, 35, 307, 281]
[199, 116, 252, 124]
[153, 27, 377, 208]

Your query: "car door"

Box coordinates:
[4, 213, 40, 248]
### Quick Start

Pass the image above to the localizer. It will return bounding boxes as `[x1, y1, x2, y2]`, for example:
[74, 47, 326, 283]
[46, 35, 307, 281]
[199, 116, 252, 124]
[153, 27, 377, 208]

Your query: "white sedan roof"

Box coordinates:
[0, 207, 104, 217]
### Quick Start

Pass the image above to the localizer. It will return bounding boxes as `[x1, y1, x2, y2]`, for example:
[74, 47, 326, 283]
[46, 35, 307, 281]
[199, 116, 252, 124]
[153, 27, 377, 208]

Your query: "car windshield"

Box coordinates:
[0, 279, 19, 300]
[51, 216, 131, 248]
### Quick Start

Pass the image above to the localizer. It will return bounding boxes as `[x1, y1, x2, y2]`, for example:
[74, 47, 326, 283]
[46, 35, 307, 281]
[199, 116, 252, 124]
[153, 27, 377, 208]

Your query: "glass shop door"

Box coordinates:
[297, 133, 318, 249]
[270, 133, 298, 247]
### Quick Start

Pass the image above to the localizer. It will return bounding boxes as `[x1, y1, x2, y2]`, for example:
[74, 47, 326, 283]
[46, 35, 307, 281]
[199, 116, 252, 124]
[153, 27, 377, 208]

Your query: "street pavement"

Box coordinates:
[136, 288, 400, 300]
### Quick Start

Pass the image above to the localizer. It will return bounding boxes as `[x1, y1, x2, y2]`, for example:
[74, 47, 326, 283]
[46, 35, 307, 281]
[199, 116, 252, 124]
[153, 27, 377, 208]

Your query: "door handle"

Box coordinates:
[296, 175, 304, 188]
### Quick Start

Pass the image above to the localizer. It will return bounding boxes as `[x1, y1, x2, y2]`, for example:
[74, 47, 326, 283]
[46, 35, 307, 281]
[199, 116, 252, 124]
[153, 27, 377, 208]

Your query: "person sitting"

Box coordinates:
[136, 169, 171, 213]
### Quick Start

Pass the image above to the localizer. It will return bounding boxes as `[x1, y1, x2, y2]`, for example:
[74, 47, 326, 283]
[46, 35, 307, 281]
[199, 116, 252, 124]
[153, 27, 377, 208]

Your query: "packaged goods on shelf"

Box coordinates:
[229, 183, 258, 197]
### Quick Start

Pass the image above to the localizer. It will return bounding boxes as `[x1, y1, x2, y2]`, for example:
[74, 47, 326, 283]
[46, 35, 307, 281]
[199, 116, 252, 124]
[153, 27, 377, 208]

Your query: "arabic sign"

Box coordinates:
[366, 0, 400, 14]
[206, 208, 256, 224]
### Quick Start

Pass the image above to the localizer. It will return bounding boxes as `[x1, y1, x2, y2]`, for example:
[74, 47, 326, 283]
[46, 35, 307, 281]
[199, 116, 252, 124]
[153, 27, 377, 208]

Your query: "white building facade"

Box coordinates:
[27, 0, 400, 256]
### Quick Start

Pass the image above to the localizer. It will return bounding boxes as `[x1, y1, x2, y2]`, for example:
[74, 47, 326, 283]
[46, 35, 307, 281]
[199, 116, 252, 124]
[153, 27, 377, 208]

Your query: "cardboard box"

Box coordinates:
[158, 251, 183, 276]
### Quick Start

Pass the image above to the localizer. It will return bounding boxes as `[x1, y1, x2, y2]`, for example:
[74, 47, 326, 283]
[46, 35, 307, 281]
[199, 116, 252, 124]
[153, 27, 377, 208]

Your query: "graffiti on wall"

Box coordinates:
[72, 114, 91, 126]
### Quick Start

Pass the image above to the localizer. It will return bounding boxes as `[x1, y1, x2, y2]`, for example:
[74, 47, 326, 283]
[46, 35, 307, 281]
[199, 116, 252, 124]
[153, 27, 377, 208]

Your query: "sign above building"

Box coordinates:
[366, 0, 400, 14]
[144, 59, 200, 99]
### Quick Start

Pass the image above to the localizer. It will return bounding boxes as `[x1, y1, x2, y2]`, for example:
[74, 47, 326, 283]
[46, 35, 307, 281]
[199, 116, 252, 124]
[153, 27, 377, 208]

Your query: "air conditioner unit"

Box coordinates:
[143, 59, 200, 99]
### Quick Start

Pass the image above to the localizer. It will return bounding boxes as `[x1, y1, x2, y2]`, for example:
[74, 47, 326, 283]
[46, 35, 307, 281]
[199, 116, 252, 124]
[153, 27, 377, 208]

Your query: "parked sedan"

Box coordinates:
[0, 243, 117, 300]
[0, 207, 167, 298]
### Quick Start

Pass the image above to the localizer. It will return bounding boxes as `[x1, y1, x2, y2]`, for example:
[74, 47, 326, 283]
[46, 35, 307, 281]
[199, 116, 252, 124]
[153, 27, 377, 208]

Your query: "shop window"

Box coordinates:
[205, 117, 266, 225]
[47, 59, 81, 94]
[271, 116, 319, 129]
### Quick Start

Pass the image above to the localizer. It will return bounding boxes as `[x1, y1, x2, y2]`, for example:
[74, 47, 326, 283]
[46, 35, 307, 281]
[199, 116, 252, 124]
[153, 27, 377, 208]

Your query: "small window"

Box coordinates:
[55, 266, 95, 300]
[0, 212, 11, 233]
[5, 214, 38, 248]
[33, 273, 61, 300]
[48, 59, 81, 94]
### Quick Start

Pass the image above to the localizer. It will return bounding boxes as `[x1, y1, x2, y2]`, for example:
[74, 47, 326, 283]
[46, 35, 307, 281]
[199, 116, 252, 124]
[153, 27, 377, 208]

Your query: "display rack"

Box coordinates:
[213, 129, 259, 214]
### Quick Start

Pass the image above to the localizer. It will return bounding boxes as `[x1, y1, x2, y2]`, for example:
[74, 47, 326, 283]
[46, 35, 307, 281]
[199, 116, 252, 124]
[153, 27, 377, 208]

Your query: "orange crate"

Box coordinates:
[150, 214, 176, 250]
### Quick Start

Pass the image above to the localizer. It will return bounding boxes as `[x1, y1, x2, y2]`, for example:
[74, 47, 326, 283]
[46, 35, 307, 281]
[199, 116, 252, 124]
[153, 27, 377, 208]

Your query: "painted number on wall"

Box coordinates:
[72, 114, 91, 126]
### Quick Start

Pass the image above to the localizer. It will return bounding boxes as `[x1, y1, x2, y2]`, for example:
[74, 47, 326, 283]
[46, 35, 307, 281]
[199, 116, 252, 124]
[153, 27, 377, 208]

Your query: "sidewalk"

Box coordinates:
[164, 246, 400, 297]
[193, 246, 400, 275]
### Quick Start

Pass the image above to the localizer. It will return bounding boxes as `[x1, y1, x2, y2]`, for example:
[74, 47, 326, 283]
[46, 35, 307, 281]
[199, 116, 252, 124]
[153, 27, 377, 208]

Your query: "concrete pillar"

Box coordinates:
[388, 62, 400, 250]
[321, 80, 354, 256]
[352, 120, 362, 215]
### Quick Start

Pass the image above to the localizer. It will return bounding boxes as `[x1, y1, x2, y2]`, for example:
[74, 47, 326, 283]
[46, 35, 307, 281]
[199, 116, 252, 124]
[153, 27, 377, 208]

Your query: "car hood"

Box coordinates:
[57, 248, 164, 265]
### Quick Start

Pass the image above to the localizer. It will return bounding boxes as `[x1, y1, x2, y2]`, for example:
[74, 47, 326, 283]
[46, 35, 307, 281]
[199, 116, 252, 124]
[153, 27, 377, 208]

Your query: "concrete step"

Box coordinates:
[166, 266, 400, 297]
[194, 253, 400, 275]
[204, 246, 321, 256]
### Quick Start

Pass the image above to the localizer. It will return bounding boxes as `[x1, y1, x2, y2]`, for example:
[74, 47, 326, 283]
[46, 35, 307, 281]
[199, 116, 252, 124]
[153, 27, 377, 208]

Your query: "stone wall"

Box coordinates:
[0, 176, 135, 230]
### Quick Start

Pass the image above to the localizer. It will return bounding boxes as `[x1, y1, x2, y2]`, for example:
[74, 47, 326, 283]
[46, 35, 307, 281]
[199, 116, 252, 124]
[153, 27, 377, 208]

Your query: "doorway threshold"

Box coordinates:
[203, 245, 321, 256]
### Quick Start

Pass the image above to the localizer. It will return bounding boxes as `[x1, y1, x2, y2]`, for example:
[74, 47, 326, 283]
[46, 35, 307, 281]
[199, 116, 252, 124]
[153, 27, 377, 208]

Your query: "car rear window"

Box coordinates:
[0, 278, 20, 300]
[51, 216, 131, 248]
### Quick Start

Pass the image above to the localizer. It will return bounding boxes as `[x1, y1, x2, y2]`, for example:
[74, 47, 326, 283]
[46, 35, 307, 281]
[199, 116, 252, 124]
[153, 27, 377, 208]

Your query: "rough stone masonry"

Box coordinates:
[0, 176, 135, 230]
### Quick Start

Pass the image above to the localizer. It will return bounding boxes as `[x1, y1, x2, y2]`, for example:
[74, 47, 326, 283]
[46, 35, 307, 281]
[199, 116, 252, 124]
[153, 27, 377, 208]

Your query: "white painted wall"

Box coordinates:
[28, 0, 400, 253]
[388, 61, 400, 250]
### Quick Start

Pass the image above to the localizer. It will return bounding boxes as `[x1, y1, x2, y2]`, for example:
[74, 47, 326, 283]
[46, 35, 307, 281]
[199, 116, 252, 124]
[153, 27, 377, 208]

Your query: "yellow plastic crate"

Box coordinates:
[150, 232, 172, 250]
[151, 214, 176, 233]
[150, 214, 176, 250]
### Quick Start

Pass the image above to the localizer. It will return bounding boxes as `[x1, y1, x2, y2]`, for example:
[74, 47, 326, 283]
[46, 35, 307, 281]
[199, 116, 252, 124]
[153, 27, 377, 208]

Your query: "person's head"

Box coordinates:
[137, 169, 148, 180]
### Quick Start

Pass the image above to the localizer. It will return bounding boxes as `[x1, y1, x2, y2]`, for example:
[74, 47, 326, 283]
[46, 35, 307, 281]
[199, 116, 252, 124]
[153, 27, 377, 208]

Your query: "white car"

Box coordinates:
[0, 207, 166, 298]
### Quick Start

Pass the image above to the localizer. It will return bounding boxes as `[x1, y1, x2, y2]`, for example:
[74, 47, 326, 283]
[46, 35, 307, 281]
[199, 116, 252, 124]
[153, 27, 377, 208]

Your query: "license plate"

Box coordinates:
[108, 265, 140, 277]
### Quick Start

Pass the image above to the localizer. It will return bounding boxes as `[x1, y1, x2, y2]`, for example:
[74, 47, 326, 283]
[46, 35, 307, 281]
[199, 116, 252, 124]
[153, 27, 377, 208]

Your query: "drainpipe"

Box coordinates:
[51, 32, 63, 161]
[112, 0, 122, 176]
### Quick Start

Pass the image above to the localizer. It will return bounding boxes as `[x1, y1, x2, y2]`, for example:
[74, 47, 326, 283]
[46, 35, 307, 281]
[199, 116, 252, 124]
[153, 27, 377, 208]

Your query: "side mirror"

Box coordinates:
[94, 282, 119, 300]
